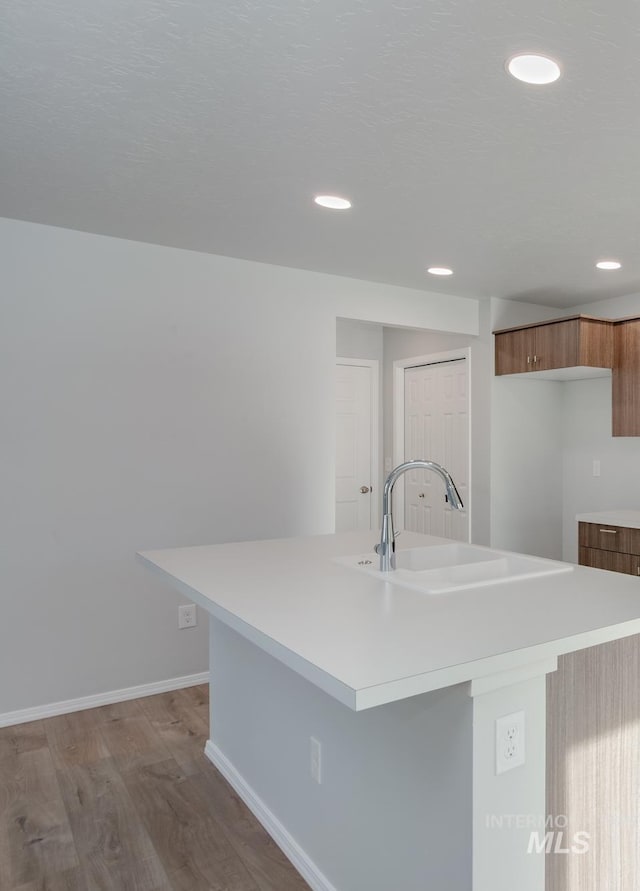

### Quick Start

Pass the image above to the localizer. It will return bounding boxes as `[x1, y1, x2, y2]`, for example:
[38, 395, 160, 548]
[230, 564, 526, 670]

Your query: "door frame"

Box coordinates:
[392, 348, 471, 540]
[336, 357, 381, 529]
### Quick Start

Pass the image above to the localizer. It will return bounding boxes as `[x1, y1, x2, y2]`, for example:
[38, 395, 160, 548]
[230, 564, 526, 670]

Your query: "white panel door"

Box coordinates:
[404, 360, 469, 541]
[335, 362, 374, 532]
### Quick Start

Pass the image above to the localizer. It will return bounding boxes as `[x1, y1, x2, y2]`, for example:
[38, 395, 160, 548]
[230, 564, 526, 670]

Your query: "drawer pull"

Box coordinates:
[599, 529, 617, 534]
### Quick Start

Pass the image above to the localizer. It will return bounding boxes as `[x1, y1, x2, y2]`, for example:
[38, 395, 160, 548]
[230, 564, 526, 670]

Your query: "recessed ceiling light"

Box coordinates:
[427, 266, 454, 276]
[596, 260, 622, 270]
[507, 53, 561, 85]
[314, 195, 352, 210]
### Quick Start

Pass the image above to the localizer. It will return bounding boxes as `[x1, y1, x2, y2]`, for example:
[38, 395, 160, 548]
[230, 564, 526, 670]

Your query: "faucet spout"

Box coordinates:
[375, 460, 464, 572]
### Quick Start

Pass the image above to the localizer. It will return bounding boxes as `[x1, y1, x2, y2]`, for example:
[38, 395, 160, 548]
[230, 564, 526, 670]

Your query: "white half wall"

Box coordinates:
[209, 619, 472, 891]
[0, 217, 479, 715]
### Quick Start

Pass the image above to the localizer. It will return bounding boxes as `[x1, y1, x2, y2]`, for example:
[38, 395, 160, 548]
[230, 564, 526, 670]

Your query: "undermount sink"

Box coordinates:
[334, 542, 573, 594]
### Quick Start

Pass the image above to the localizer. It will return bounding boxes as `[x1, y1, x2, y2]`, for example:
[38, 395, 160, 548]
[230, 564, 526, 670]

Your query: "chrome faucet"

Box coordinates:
[375, 460, 464, 571]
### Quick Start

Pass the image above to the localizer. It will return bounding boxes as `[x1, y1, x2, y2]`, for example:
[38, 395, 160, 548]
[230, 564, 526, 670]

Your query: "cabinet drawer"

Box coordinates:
[579, 547, 633, 574]
[578, 522, 640, 555]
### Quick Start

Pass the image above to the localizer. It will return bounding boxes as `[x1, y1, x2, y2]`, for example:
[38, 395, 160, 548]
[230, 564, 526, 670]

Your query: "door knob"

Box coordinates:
[418, 492, 425, 498]
[360, 486, 370, 494]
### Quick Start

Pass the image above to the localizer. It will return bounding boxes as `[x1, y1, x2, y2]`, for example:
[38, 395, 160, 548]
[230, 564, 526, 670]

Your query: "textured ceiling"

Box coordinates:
[4, 0, 640, 307]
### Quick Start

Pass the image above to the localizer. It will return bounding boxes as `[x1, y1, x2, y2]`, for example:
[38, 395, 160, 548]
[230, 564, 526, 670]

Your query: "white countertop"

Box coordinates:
[139, 530, 640, 710]
[577, 510, 640, 529]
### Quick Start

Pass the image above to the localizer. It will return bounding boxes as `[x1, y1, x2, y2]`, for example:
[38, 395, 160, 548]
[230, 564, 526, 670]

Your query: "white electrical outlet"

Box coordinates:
[593, 459, 601, 477]
[310, 736, 322, 784]
[178, 604, 197, 629]
[496, 711, 525, 775]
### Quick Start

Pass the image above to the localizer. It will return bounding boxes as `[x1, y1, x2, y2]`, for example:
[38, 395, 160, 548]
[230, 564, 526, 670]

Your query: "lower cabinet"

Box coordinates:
[578, 522, 640, 576]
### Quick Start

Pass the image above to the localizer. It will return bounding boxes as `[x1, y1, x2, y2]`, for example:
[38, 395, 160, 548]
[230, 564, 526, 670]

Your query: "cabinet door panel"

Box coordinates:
[532, 320, 579, 371]
[613, 319, 640, 436]
[579, 547, 632, 574]
[577, 318, 613, 367]
[495, 329, 535, 375]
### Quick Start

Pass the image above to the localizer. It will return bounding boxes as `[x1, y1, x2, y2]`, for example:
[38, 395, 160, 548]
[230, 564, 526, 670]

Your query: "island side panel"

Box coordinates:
[547, 636, 640, 891]
[207, 618, 473, 891]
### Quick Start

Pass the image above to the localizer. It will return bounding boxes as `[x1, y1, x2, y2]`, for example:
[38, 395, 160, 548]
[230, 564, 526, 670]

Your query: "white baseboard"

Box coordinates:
[0, 671, 210, 728]
[204, 739, 338, 891]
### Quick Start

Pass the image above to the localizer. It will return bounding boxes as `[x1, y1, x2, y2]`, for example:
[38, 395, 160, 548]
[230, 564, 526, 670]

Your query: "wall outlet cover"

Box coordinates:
[178, 604, 197, 629]
[496, 710, 525, 775]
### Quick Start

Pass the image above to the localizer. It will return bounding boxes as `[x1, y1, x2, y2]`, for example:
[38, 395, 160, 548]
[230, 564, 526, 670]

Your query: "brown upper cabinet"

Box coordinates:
[494, 316, 614, 377]
[613, 318, 640, 436]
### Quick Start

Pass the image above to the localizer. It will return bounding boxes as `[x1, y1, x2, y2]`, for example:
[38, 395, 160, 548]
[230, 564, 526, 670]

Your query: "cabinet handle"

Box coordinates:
[599, 529, 617, 534]
[533, 355, 538, 364]
[527, 356, 531, 365]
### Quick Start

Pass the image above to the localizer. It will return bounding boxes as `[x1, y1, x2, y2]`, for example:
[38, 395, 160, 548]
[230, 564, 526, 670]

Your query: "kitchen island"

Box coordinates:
[139, 530, 640, 891]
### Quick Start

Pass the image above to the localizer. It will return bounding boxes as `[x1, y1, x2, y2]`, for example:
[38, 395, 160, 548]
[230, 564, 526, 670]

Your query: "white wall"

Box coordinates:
[490, 298, 566, 559]
[491, 377, 564, 559]
[335, 318, 383, 361]
[560, 377, 640, 561]
[560, 293, 640, 560]
[491, 297, 564, 332]
[569, 294, 640, 318]
[382, 299, 493, 546]
[0, 217, 478, 715]
[489, 294, 640, 562]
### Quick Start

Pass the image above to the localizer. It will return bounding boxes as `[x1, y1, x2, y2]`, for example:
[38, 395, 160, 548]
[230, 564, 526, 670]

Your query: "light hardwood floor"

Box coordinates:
[0, 686, 311, 891]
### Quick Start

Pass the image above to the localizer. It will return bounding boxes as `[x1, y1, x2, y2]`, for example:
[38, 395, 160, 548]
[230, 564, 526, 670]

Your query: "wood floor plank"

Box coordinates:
[0, 748, 61, 814]
[196, 765, 310, 891]
[124, 757, 261, 890]
[99, 716, 172, 774]
[177, 685, 210, 726]
[45, 713, 110, 769]
[87, 698, 145, 725]
[137, 691, 196, 725]
[138, 692, 210, 776]
[55, 757, 171, 891]
[169, 860, 256, 891]
[12, 865, 97, 891]
[0, 722, 48, 760]
[1, 687, 311, 891]
[0, 798, 79, 888]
